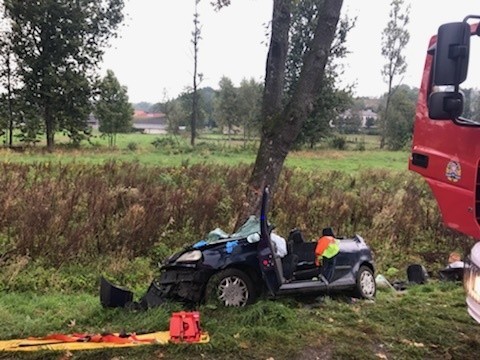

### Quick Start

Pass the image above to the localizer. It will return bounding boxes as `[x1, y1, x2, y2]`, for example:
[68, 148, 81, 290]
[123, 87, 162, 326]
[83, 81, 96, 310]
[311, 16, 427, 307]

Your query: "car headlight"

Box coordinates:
[176, 250, 202, 263]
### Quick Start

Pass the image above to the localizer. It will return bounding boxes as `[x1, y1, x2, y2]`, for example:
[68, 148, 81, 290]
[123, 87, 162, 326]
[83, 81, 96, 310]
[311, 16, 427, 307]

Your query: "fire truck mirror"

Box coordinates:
[434, 22, 470, 86]
[428, 91, 464, 120]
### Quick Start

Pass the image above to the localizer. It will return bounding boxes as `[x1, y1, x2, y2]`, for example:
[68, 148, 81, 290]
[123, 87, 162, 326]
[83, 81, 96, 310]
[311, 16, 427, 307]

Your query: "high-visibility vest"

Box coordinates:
[315, 236, 340, 266]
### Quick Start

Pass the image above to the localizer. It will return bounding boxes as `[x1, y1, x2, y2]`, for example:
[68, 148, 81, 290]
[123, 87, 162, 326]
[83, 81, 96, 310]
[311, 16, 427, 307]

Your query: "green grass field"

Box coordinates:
[0, 148, 409, 172]
[0, 133, 409, 172]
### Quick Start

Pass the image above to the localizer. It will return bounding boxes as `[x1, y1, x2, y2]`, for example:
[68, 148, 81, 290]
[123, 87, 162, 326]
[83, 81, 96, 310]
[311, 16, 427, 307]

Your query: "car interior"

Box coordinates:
[282, 228, 331, 281]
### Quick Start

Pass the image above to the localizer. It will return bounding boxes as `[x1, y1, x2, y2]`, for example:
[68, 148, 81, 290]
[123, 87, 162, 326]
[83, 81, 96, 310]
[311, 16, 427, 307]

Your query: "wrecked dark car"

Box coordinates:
[101, 188, 376, 308]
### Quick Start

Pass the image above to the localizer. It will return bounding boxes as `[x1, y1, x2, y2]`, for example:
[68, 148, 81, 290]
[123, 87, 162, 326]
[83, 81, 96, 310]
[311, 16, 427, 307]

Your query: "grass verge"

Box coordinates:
[0, 281, 479, 359]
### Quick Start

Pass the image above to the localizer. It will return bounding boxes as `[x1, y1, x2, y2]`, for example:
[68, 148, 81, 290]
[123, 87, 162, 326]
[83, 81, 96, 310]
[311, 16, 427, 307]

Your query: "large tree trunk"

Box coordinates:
[236, 0, 344, 228]
[262, 0, 291, 120]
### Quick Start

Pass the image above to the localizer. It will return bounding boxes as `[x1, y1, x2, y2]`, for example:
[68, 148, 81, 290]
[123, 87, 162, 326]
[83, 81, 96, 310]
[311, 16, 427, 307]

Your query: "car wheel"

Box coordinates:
[206, 269, 257, 307]
[355, 265, 376, 299]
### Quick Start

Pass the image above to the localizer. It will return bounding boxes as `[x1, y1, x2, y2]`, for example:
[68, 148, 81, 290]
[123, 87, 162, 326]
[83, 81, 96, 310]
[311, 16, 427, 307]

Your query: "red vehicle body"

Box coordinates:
[410, 23, 480, 239]
[409, 19, 480, 323]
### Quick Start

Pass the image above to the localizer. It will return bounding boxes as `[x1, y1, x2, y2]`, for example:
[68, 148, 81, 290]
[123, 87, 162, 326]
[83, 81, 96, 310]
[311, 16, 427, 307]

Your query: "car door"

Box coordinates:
[257, 187, 283, 295]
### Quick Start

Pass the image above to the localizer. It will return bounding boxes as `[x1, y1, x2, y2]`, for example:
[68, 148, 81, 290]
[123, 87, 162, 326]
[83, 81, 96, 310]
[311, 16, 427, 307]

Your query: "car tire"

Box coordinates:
[355, 265, 376, 299]
[205, 268, 257, 307]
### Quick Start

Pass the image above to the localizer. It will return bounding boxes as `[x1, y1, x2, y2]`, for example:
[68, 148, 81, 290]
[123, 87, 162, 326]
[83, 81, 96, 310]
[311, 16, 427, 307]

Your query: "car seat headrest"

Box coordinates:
[322, 227, 335, 237]
[288, 228, 305, 244]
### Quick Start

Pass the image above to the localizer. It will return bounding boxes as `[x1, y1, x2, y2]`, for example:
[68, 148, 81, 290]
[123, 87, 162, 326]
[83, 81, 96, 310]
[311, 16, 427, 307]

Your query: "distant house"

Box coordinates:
[88, 111, 169, 134]
[87, 114, 98, 129]
[360, 109, 378, 128]
[334, 108, 379, 131]
[133, 110, 165, 120]
[133, 110, 168, 134]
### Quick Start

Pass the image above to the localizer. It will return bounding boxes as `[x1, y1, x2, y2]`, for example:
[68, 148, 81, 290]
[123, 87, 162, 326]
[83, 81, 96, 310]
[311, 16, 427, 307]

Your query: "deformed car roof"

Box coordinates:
[193, 215, 263, 248]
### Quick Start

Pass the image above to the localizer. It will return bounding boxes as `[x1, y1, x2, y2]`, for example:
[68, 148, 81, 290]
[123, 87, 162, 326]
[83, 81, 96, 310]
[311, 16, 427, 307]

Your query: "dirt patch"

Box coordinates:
[372, 342, 391, 359]
[294, 343, 333, 360]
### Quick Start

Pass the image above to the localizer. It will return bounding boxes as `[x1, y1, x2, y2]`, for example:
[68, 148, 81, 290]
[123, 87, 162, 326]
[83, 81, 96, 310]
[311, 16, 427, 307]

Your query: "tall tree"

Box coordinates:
[380, 0, 410, 148]
[176, 88, 207, 131]
[295, 75, 353, 148]
[237, 78, 263, 144]
[164, 98, 187, 135]
[288, 3, 355, 148]
[4, 0, 125, 151]
[0, 40, 15, 147]
[212, 0, 344, 226]
[214, 76, 239, 140]
[94, 70, 133, 147]
[191, 0, 202, 146]
[0, 5, 17, 147]
[199, 86, 216, 128]
[381, 84, 416, 150]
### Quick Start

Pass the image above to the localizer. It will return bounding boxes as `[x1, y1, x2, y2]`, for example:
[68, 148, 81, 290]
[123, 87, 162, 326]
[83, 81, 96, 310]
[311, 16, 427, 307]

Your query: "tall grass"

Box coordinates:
[0, 162, 473, 275]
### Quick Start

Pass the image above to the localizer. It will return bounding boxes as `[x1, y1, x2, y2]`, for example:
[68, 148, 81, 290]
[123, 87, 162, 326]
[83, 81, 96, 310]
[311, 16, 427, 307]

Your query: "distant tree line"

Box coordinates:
[0, 0, 130, 150]
[141, 81, 420, 152]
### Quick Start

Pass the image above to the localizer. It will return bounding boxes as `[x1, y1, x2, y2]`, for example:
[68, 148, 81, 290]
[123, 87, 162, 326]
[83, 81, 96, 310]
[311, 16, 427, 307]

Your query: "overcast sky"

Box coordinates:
[100, 1, 480, 104]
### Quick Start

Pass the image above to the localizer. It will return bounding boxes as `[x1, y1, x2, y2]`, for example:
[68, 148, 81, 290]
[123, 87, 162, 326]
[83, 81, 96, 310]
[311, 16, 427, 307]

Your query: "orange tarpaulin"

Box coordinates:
[0, 331, 210, 352]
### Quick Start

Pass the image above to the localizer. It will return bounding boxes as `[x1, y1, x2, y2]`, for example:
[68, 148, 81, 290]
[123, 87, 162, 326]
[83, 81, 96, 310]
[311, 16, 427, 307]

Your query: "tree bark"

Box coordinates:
[262, 0, 291, 120]
[45, 101, 54, 151]
[191, 0, 200, 147]
[236, 0, 344, 228]
[380, 75, 393, 149]
[6, 56, 13, 148]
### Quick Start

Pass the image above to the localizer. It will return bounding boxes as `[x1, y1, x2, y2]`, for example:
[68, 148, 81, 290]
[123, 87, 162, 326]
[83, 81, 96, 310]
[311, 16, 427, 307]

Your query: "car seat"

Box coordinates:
[281, 253, 299, 281]
[289, 228, 306, 243]
[287, 229, 315, 264]
[286, 229, 318, 280]
[287, 228, 304, 253]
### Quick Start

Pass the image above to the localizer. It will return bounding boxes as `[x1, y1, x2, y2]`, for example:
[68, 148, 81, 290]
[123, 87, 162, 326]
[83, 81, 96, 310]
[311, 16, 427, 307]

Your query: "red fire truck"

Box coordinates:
[409, 16, 480, 323]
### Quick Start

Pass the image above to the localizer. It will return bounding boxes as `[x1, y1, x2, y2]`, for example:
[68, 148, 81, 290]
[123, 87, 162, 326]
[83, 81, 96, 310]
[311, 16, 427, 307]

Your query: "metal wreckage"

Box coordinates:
[101, 188, 376, 309]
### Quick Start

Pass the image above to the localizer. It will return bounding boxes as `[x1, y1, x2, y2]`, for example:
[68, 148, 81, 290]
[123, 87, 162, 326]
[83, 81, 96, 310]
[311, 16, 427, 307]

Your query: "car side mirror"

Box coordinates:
[428, 91, 464, 119]
[434, 22, 470, 86]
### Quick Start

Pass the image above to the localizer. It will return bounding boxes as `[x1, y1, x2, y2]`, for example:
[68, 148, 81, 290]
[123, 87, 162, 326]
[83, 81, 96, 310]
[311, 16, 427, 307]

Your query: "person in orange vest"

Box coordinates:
[315, 227, 340, 284]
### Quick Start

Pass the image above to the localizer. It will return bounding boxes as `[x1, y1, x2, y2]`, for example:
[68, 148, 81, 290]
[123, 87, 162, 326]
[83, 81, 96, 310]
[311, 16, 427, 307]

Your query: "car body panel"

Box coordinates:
[153, 232, 374, 304]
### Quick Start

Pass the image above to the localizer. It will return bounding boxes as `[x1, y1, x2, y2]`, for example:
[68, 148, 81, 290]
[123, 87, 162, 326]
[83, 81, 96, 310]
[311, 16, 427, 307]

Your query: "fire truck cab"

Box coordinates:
[409, 16, 480, 323]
